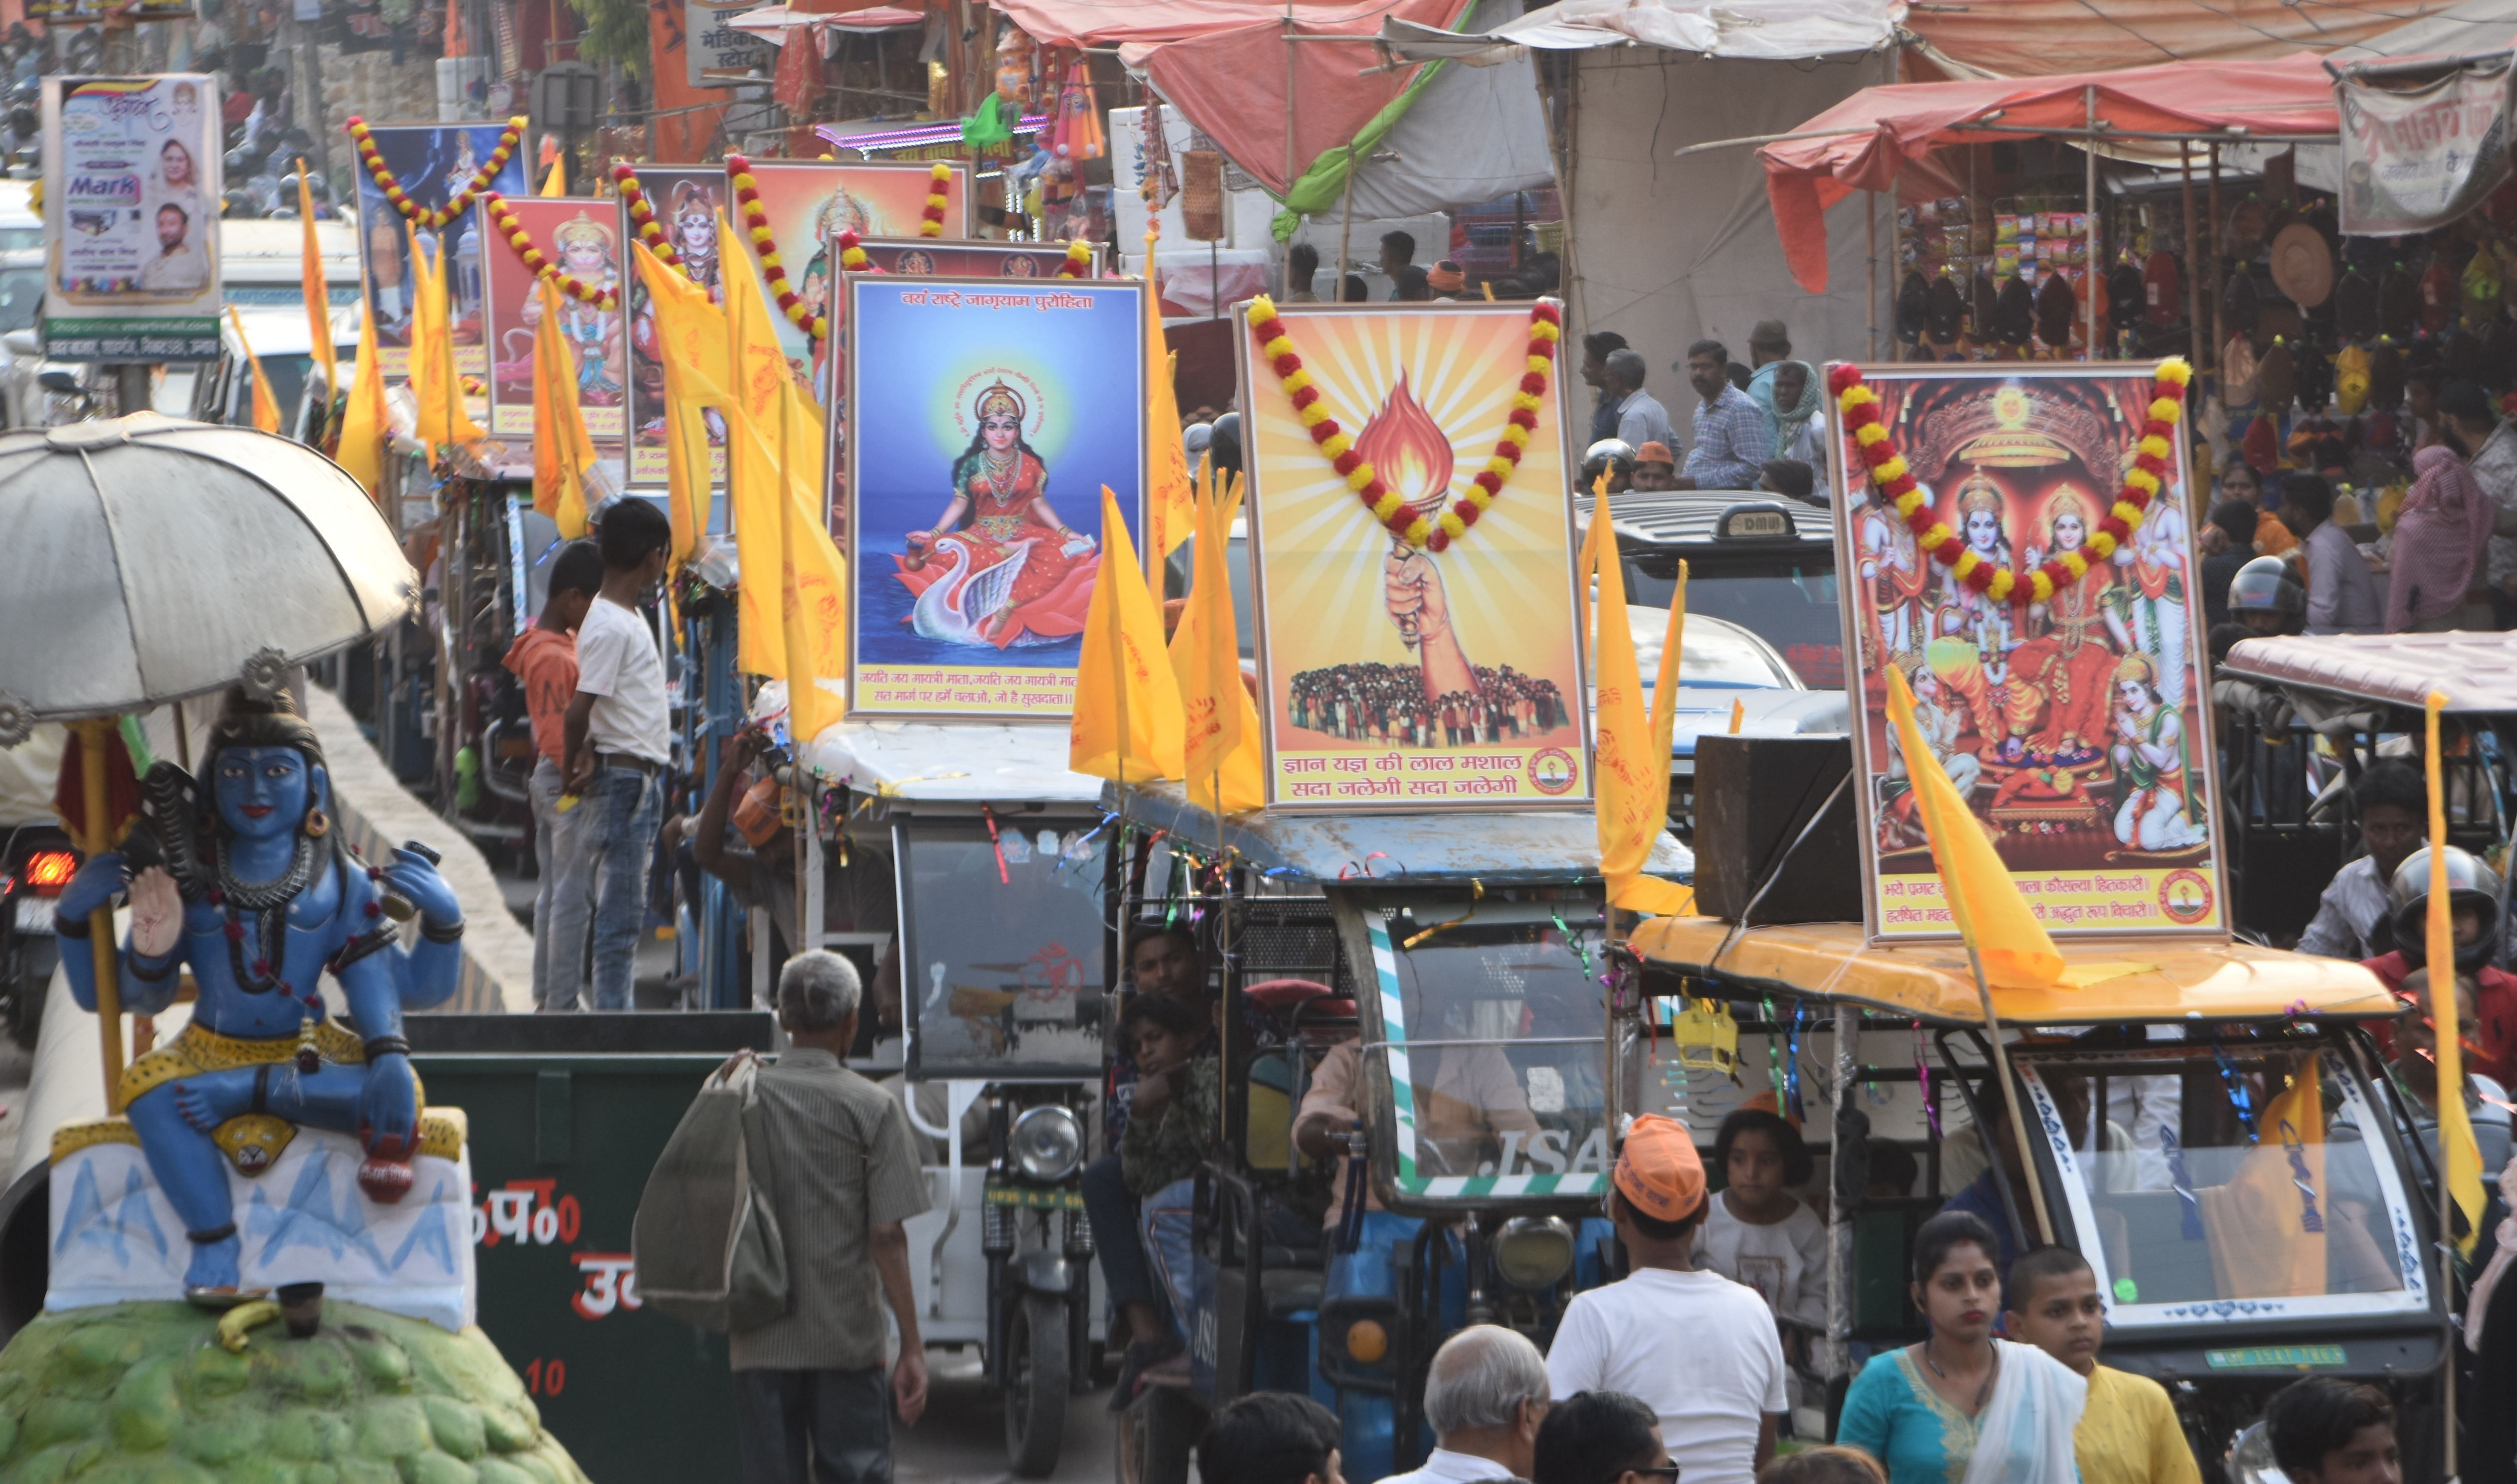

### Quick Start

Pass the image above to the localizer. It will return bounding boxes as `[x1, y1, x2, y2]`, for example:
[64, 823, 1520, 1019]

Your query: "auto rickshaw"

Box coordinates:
[1618, 913, 2453, 1482]
[1101, 779, 1691, 1484]
[804, 718, 1112, 1477]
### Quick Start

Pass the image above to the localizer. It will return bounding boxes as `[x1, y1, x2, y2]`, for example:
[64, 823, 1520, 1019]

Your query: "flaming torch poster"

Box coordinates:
[1826, 363, 2227, 941]
[1241, 302, 1591, 810]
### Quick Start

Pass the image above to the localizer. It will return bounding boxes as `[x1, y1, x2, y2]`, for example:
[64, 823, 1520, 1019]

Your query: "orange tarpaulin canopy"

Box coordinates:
[991, 0, 1427, 52]
[1906, 0, 2449, 81]
[1760, 53, 2340, 294]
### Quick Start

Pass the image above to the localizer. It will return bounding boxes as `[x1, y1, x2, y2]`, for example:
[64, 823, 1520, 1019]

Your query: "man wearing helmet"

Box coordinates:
[1580, 439, 1635, 497]
[2225, 555, 2307, 639]
[2362, 843, 2517, 1087]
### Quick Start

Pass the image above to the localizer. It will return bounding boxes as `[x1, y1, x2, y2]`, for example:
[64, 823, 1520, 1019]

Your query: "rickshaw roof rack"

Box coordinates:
[1627, 916, 2398, 1026]
[1105, 781, 1693, 885]
[810, 720, 1106, 806]
[2221, 631, 2517, 715]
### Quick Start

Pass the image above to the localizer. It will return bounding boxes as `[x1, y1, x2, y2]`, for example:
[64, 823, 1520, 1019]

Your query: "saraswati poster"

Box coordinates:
[1826, 363, 2227, 940]
[1241, 302, 1591, 810]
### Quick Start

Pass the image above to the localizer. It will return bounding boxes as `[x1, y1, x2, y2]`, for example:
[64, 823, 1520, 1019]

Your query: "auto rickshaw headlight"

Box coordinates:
[1492, 1215, 1576, 1290]
[1343, 1319, 1388, 1364]
[1012, 1104, 1085, 1182]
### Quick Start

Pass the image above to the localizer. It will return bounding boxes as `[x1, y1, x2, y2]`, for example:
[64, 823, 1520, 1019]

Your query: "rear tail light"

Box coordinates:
[23, 850, 76, 895]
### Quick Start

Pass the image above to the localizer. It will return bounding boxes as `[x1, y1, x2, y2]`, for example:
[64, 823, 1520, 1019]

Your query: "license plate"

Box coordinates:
[2204, 1345, 2346, 1370]
[13, 897, 54, 933]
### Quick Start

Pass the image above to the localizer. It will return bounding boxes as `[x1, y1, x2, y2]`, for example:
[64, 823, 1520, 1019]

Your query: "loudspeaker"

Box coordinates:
[1691, 735, 1863, 924]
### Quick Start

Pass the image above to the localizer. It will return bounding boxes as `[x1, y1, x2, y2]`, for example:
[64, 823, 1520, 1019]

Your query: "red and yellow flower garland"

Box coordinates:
[1057, 239, 1092, 277]
[345, 115, 524, 230]
[919, 161, 951, 237]
[1834, 357, 2192, 604]
[830, 229, 1092, 279]
[612, 163, 686, 277]
[481, 192, 621, 311]
[726, 154, 828, 341]
[1244, 295, 1560, 553]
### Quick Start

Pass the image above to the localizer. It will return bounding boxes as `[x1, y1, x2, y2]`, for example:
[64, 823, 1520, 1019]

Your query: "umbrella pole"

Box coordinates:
[74, 719, 125, 1114]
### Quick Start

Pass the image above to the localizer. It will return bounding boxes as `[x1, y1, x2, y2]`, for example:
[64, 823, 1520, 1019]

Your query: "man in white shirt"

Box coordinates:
[2297, 759, 2426, 962]
[562, 498, 674, 1010]
[1545, 1114, 1783, 1484]
[1379, 1326, 1550, 1484]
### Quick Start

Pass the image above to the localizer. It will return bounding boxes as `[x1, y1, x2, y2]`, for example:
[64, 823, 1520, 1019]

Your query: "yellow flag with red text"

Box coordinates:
[723, 210, 793, 678]
[337, 293, 390, 502]
[1169, 464, 1261, 814]
[1588, 495, 1693, 915]
[630, 240, 727, 566]
[1145, 296, 1195, 560]
[1886, 664, 2063, 988]
[1071, 486, 1183, 782]
[227, 307, 281, 434]
[531, 280, 600, 538]
[2425, 692, 2489, 1255]
[296, 162, 332, 406]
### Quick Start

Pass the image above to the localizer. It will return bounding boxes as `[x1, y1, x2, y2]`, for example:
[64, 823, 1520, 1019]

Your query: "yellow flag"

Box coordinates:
[406, 224, 484, 459]
[227, 306, 282, 434]
[1144, 295, 1195, 560]
[1588, 493, 1693, 916]
[296, 160, 332, 406]
[337, 293, 390, 503]
[2424, 691, 2488, 1256]
[631, 240, 728, 565]
[777, 379, 847, 742]
[1169, 464, 1261, 814]
[1071, 485, 1183, 782]
[531, 280, 599, 538]
[540, 152, 567, 198]
[2196, 1061, 2328, 1297]
[723, 210, 793, 678]
[1885, 664, 2063, 989]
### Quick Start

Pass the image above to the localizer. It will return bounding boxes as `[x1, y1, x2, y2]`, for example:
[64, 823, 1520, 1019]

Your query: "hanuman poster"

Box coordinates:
[480, 197, 627, 443]
[1242, 302, 1591, 809]
[1828, 363, 2226, 939]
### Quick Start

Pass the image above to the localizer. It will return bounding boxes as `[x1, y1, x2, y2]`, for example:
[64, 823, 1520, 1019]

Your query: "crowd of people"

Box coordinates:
[1571, 324, 1831, 505]
[1288, 661, 1568, 748]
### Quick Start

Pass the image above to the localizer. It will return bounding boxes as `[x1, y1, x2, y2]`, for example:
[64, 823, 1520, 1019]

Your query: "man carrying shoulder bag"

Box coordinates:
[637, 950, 930, 1484]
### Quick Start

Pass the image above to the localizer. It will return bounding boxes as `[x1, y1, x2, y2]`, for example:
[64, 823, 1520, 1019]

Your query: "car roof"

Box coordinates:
[1575, 489, 1834, 549]
[218, 219, 360, 283]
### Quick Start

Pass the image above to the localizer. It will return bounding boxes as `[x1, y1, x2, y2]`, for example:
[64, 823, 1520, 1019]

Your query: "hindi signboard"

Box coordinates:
[2337, 57, 2517, 237]
[41, 75, 223, 361]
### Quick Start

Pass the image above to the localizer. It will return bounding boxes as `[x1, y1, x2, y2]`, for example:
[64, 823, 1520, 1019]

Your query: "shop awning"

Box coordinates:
[1905, 0, 2465, 80]
[2221, 631, 2517, 713]
[1759, 53, 2341, 293]
[1376, 0, 1901, 62]
[729, 4, 921, 43]
[990, 0, 1421, 52]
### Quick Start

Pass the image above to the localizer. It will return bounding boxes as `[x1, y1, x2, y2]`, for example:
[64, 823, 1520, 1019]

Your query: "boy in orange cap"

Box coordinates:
[1544, 1114, 1786, 1484]
[1631, 442, 1678, 492]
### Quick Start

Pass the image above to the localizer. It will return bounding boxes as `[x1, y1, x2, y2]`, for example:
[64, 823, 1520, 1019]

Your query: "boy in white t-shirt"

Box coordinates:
[560, 499, 673, 1010]
[1697, 1106, 1829, 1341]
[1546, 1114, 1785, 1484]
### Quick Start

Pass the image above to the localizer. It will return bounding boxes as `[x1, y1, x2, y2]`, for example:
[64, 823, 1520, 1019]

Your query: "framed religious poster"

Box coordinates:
[842, 275, 1146, 719]
[622, 166, 728, 488]
[1238, 300, 1591, 810]
[724, 158, 972, 408]
[478, 197, 629, 443]
[1826, 361, 2225, 941]
[346, 120, 529, 384]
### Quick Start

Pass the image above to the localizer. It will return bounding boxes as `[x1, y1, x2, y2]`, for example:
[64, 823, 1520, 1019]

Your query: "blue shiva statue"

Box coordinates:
[53, 688, 465, 1297]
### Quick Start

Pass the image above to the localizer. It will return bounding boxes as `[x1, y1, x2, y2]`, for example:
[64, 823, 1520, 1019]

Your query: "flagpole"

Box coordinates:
[1963, 944, 2054, 1245]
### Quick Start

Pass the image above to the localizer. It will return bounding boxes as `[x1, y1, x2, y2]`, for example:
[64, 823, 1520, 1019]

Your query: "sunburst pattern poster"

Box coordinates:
[1242, 302, 1591, 809]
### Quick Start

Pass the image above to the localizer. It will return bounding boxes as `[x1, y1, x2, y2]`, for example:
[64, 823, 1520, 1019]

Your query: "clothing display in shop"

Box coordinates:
[2335, 265, 2379, 342]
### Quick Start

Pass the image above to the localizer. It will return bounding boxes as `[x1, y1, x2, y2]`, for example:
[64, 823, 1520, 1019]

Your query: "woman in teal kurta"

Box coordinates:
[1835, 1210, 2085, 1484]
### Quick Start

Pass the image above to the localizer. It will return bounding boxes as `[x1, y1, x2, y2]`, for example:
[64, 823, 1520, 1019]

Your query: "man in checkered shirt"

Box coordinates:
[1670, 340, 1773, 491]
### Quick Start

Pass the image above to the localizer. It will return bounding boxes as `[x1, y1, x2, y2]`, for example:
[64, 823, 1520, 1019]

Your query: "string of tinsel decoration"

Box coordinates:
[725, 155, 827, 341]
[1832, 357, 2192, 603]
[1244, 295, 1560, 553]
[920, 162, 951, 237]
[612, 164, 686, 277]
[481, 193, 622, 311]
[346, 116, 523, 230]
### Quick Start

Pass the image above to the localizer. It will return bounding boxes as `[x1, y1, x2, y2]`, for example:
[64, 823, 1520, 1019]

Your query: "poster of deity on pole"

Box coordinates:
[1240, 301, 1591, 810]
[624, 166, 725, 487]
[480, 198, 628, 443]
[1827, 362, 2226, 941]
[843, 275, 1145, 719]
[348, 122, 529, 383]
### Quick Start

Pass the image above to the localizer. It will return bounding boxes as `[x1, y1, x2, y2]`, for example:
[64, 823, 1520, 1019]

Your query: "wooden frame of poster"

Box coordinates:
[840, 272, 1147, 721]
[1823, 360, 2228, 944]
[1234, 299, 1593, 813]
[476, 195, 629, 445]
[621, 165, 729, 488]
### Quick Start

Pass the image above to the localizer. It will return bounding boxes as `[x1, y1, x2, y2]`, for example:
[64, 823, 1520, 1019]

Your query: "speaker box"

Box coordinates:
[1691, 735, 1863, 924]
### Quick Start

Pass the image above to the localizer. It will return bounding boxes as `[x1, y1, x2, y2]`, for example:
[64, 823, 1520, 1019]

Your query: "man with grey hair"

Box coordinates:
[1603, 348, 1673, 456]
[730, 950, 933, 1484]
[1379, 1324, 1552, 1484]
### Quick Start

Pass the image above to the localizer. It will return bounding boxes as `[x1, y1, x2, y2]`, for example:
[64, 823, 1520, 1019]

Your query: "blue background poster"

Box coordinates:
[350, 123, 528, 383]
[844, 277, 1146, 718]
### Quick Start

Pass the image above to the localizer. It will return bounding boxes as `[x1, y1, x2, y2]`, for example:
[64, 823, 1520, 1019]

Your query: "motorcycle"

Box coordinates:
[0, 823, 76, 1049]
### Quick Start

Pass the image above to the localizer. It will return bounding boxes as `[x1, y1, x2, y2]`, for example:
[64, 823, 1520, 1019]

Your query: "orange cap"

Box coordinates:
[1635, 441, 1675, 465]
[1613, 1113, 1706, 1223]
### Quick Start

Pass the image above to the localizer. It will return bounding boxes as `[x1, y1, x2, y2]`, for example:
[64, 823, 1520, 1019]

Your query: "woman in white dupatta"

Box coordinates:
[1837, 1210, 2086, 1484]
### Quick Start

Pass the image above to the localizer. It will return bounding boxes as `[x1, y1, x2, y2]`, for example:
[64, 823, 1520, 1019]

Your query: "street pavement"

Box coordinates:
[899, 1347, 1118, 1484]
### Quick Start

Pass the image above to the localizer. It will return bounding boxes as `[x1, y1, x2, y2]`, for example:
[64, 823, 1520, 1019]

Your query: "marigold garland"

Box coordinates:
[829, 228, 1087, 280]
[345, 115, 524, 230]
[612, 163, 687, 278]
[481, 192, 621, 311]
[1244, 295, 1561, 553]
[1059, 239, 1092, 278]
[1833, 357, 2192, 603]
[920, 161, 951, 238]
[725, 154, 828, 342]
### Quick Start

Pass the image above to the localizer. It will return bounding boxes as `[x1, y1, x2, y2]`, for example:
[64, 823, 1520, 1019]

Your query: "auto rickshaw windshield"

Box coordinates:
[1373, 910, 1612, 1198]
[900, 818, 1109, 1076]
[2019, 1045, 2428, 1328]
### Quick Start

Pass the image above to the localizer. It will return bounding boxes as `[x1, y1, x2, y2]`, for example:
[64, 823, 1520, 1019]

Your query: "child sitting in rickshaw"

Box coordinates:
[1120, 992, 1221, 1371]
[1698, 1107, 1829, 1348]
